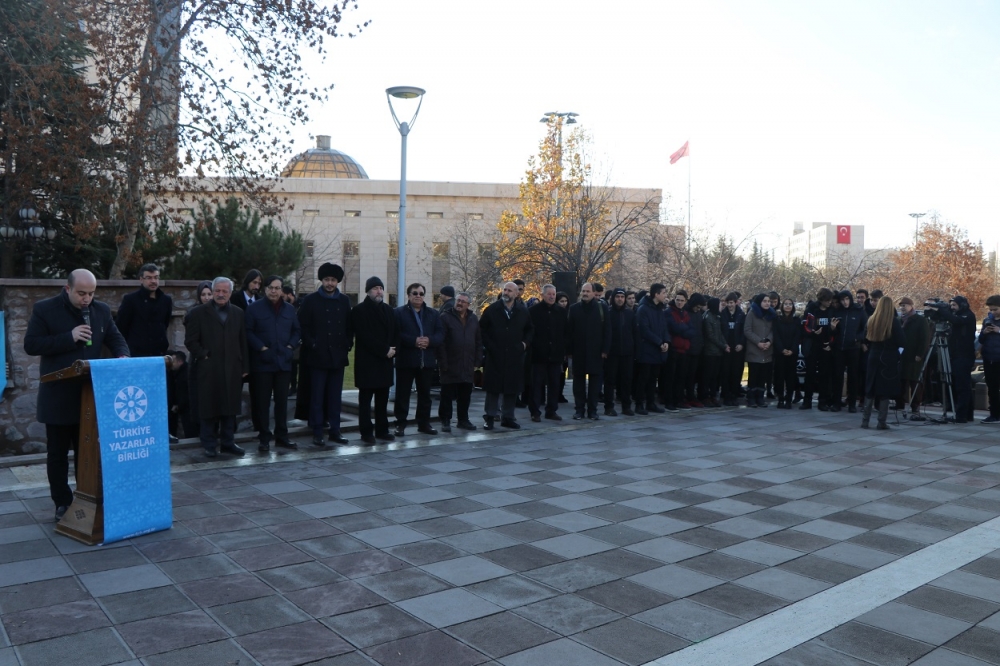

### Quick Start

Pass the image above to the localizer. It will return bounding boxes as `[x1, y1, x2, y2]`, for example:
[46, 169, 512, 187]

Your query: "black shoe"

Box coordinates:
[635, 407, 648, 415]
[545, 412, 563, 421]
[500, 418, 520, 429]
[848, 405, 857, 414]
[573, 412, 584, 420]
[169, 434, 179, 444]
[312, 435, 327, 447]
[515, 400, 527, 408]
[417, 425, 438, 435]
[483, 417, 495, 431]
[394, 425, 406, 437]
[203, 447, 217, 458]
[440, 422, 452, 433]
[799, 402, 812, 410]
[220, 443, 245, 457]
[589, 413, 600, 421]
[776, 401, 785, 409]
[649, 404, 665, 413]
[664, 405, 679, 413]
[328, 434, 349, 445]
[558, 395, 568, 403]
[375, 432, 396, 442]
[55, 505, 69, 521]
[604, 407, 618, 417]
[456, 421, 477, 431]
[877, 423, 892, 430]
[258, 444, 270, 454]
[531, 413, 541, 422]
[621, 408, 635, 416]
[360, 435, 377, 445]
[817, 404, 830, 412]
[830, 405, 841, 413]
[276, 440, 298, 450]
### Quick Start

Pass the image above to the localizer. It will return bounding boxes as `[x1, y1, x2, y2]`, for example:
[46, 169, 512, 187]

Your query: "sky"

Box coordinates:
[284, 0, 1000, 255]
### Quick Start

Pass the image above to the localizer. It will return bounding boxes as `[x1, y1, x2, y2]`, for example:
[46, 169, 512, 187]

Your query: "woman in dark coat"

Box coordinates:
[862, 296, 905, 430]
[186, 281, 213, 426]
[772, 298, 802, 409]
[743, 293, 776, 408]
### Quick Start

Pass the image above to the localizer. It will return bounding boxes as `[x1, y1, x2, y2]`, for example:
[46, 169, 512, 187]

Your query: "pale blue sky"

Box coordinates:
[283, 0, 1000, 253]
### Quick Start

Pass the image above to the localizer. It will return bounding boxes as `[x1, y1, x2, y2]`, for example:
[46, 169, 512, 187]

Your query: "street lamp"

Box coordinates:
[539, 112, 579, 218]
[0, 204, 57, 277]
[909, 212, 926, 244]
[386, 85, 425, 303]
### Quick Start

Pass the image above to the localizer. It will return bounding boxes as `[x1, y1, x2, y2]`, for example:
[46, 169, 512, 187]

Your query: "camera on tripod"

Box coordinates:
[923, 299, 950, 325]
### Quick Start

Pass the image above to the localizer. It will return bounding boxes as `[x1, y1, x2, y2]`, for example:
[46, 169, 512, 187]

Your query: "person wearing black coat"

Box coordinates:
[604, 288, 636, 416]
[246, 276, 302, 453]
[185, 278, 250, 458]
[393, 282, 444, 437]
[801, 289, 837, 410]
[634, 286, 671, 414]
[480, 282, 534, 429]
[115, 263, 173, 358]
[437, 293, 482, 431]
[832, 290, 869, 413]
[930, 295, 978, 423]
[719, 293, 746, 406]
[168, 350, 195, 439]
[862, 297, 906, 429]
[683, 293, 707, 407]
[24, 270, 130, 519]
[566, 283, 613, 420]
[298, 263, 353, 446]
[700, 297, 727, 406]
[528, 285, 568, 421]
[231, 269, 263, 311]
[350, 277, 399, 444]
[772, 298, 803, 409]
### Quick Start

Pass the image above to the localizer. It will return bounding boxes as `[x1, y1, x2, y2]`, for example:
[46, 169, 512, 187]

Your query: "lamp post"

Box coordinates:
[386, 85, 425, 303]
[538, 112, 579, 217]
[0, 204, 56, 277]
[909, 212, 926, 245]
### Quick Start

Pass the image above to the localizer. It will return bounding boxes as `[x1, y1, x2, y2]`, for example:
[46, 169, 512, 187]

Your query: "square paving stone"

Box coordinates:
[2, 599, 110, 644]
[117, 609, 229, 657]
[737, 567, 832, 602]
[238, 620, 354, 666]
[136, 536, 218, 562]
[456, 509, 528, 528]
[157, 553, 244, 582]
[670, 527, 747, 549]
[79, 563, 171, 597]
[385, 540, 466, 565]
[779, 554, 866, 584]
[513, 594, 622, 635]
[357, 568, 450, 602]
[257, 561, 344, 592]
[295, 534, 369, 559]
[0, 539, 58, 566]
[447, 612, 558, 658]
[286, 581, 387, 617]
[351, 525, 428, 548]
[688, 583, 786, 619]
[626, 536, 708, 563]
[210, 595, 312, 635]
[676, 552, 767, 580]
[575, 617, 690, 665]
[409, 516, 477, 538]
[323, 604, 432, 648]
[932, 571, 1000, 603]
[439, 530, 521, 554]
[719, 540, 803, 566]
[945, 626, 1000, 664]
[910, 648, 997, 665]
[818, 621, 933, 666]
[266, 519, 342, 542]
[576, 579, 675, 615]
[857, 602, 971, 645]
[762, 641, 878, 666]
[422, 556, 513, 586]
[15, 628, 132, 666]
[580, 524, 655, 547]
[66, 546, 146, 574]
[396, 588, 503, 627]
[100, 585, 197, 623]
[522, 561, 619, 593]
[962, 556, 1000, 581]
[178, 572, 274, 607]
[141, 639, 253, 666]
[366, 630, 488, 666]
[537, 511, 609, 532]
[0, 557, 73, 588]
[229, 543, 313, 572]
[206, 527, 281, 551]
[760, 529, 839, 552]
[464, 575, 559, 609]
[531, 534, 615, 559]
[848, 532, 926, 556]
[323, 550, 408, 579]
[0, 577, 89, 614]
[493, 520, 567, 543]
[498, 637, 622, 666]
[628, 564, 725, 597]
[635, 598, 743, 642]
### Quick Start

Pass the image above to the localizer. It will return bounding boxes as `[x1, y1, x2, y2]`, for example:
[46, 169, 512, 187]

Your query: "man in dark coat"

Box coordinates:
[897, 297, 930, 416]
[231, 269, 263, 311]
[394, 282, 444, 437]
[635, 284, 670, 414]
[438, 285, 457, 314]
[24, 269, 129, 520]
[350, 277, 399, 445]
[567, 282, 612, 420]
[184, 277, 249, 458]
[720, 292, 746, 406]
[832, 290, 868, 413]
[297, 263, 352, 446]
[931, 295, 978, 422]
[116, 262, 173, 358]
[246, 275, 302, 453]
[604, 288, 636, 416]
[979, 295, 1000, 424]
[528, 284, 567, 422]
[480, 281, 534, 429]
[437, 292, 481, 432]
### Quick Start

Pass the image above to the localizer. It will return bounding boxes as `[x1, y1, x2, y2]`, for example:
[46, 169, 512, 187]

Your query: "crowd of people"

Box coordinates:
[23, 263, 1000, 520]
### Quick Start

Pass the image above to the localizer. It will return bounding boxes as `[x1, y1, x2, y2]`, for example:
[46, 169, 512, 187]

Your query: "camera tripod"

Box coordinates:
[911, 323, 956, 424]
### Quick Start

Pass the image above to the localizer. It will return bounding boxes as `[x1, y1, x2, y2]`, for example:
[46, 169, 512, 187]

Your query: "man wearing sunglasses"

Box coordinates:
[393, 283, 444, 437]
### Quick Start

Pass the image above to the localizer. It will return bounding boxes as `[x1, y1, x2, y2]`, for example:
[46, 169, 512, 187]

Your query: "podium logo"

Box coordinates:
[114, 386, 148, 422]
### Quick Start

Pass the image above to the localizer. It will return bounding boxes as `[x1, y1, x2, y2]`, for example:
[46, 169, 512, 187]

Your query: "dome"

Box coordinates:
[281, 135, 369, 179]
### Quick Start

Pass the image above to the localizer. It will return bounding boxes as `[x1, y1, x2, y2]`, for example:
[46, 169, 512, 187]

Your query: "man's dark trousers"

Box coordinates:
[440, 382, 473, 424]
[201, 416, 235, 450]
[530, 361, 562, 417]
[636, 362, 660, 409]
[309, 367, 344, 436]
[45, 424, 78, 508]
[358, 388, 390, 438]
[394, 367, 434, 428]
[253, 370, 291, 444]
[604, 355, 633, 410]
[573, 362, 602, 416]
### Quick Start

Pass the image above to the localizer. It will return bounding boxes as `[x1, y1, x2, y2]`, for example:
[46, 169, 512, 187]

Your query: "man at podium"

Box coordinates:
[24, 269, 129, 521]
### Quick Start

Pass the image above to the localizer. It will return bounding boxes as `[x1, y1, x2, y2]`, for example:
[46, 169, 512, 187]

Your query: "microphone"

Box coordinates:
[81, 306, 92, 346]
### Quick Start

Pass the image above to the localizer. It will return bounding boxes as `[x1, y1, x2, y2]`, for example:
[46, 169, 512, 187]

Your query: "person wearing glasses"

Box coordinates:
[115, 263, 173, 358]
[438, 291, 482, 431]
[394, 283, 444, 437]
[245, 275, 301, 453]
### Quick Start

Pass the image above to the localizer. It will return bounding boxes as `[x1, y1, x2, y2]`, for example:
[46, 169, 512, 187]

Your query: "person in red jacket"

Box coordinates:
[660, 290, 696, 412]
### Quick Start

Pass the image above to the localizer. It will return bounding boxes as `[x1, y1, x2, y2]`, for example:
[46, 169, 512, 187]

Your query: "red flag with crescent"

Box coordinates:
[669, 141, 689, 165]
[837, 225, 851, 244]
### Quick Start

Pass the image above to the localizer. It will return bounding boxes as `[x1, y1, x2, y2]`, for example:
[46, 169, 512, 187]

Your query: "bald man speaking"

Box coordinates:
[24, 269, 129, 521]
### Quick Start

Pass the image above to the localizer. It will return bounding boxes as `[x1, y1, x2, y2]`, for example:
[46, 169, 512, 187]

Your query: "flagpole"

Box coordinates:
[686, 146, 691, 254]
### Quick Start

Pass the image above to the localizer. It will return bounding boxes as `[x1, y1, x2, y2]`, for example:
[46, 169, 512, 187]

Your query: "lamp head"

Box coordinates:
[386, 86, 425, 99]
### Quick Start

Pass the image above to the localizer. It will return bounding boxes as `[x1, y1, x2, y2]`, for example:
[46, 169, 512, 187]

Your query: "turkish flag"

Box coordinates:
[837, 225, 851, 244]
[669, 141, 689, 165]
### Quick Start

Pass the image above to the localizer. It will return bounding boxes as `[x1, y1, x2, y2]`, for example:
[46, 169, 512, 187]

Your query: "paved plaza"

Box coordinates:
[2, 399, 1000, 666]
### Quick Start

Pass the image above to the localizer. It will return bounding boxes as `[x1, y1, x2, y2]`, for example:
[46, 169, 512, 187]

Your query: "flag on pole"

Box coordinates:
[837, 225, 852, 244]
[670, 141, 690, 165]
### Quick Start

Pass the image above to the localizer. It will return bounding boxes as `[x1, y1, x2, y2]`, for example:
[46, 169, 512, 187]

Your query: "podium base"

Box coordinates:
[55, 494, 103, 545]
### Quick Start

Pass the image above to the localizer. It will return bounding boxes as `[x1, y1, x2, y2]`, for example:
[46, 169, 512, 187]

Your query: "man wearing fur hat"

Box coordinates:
[298, 263, 352, 447]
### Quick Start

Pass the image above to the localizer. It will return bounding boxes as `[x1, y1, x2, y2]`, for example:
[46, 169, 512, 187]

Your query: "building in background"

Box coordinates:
[784, 221, 866, 270]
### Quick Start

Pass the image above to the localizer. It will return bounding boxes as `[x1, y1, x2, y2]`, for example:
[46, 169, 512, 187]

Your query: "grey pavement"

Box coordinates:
[3, 396, 1000, 665]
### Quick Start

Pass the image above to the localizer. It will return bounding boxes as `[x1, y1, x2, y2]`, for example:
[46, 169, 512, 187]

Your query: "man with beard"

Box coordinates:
[393, 282, 444, 437]
[928, 295, 978, 423]
[567, 283, 612, 420]
[115, 263, 173, 358]
[528, 284, 567, 422]
[231, 269, 263, 311]
[185, 277, 249, 458]
[350, 277, 399, 444]
[604, 288, 635, 416]
[246, 275, 301, 453]
[480, 282, 534, 430]
[297, 263, 352, 447]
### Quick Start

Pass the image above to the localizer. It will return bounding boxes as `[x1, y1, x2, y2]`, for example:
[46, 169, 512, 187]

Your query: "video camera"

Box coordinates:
[923, 298, 948, 321]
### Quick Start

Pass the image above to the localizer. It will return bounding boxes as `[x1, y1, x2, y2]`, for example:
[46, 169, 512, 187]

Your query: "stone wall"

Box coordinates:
[0, 279, 203, 456]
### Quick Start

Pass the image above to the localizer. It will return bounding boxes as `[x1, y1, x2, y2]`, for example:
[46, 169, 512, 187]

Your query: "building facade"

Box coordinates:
[785, 221, 866, 270]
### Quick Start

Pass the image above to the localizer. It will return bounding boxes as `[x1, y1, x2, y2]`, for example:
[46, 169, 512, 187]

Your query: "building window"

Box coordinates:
[432, 242, 450, 259]
[427, 212, 444, 219]
[345, 210, 361, 217]
[388, 242, 398, 259]
[478, 243, 495, 259]
[303, 210, 319, 217]
[305, 240, 314, 258]
[468, 213, 484, 220]
[647, 247, 663, 264]
[386, 211, 399, 219]
[343, 241, 360, 259]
